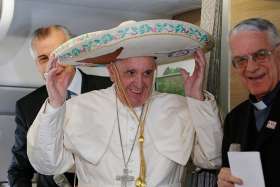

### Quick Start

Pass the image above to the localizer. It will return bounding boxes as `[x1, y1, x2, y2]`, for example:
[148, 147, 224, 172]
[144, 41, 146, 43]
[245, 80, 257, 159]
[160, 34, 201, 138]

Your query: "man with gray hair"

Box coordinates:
[8, 25, 112, 187]
[218, 18, 280, 187]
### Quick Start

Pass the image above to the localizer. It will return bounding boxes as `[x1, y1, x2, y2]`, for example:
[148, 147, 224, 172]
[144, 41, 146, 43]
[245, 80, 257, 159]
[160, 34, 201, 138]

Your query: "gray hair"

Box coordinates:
[229, 18, 280, 47]
[29, 25, 72, 59]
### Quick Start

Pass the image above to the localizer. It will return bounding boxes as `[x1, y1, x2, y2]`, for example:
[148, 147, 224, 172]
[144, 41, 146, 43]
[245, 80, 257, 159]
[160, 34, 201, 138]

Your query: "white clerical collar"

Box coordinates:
[253, 100, 267, 110]
[67, 69, 82, 95]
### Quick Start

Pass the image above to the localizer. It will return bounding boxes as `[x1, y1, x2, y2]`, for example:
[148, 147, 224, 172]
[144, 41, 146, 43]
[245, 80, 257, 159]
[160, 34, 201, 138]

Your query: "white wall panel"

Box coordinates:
[0, 115, 16, 183]
[0, 86, 35, 115]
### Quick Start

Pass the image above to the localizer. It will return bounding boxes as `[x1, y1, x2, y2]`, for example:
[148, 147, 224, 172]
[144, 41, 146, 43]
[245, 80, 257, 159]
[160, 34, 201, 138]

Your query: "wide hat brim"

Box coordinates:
[54, 19, 214, 66]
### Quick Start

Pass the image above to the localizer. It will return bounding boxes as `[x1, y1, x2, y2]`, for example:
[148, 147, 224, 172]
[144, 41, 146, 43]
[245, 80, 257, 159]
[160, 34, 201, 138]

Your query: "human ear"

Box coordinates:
[106, 63, 116, 82]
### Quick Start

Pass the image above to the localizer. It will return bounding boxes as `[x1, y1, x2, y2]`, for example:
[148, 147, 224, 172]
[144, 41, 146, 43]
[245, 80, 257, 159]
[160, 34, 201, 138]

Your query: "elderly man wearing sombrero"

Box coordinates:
[27, 20, 222, 187]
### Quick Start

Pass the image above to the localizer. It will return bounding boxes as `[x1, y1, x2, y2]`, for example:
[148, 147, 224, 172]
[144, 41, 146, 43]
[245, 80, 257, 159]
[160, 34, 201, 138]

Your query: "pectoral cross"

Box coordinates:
[116, 168, 135, 187]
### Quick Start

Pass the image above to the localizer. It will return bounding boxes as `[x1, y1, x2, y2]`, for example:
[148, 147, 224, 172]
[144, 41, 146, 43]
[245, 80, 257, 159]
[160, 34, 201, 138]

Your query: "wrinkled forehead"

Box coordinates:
[115, 56, 157, 66]
[229, 31, 273, 55]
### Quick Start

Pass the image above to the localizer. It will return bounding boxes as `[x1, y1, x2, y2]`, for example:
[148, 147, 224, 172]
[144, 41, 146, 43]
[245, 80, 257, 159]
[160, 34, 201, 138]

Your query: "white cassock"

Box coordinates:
[27, 85, 222, 187]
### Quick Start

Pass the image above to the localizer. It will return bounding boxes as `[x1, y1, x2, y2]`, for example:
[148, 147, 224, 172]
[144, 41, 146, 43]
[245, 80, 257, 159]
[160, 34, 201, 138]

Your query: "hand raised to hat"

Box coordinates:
[45, 54, 75, 108]
[180, 48, 206, 100]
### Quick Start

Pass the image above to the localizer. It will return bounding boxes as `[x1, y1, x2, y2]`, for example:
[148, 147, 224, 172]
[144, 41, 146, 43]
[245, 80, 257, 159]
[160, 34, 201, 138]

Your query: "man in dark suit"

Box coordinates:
[7, 25, 112, 187]
[218, 18, 280, 187]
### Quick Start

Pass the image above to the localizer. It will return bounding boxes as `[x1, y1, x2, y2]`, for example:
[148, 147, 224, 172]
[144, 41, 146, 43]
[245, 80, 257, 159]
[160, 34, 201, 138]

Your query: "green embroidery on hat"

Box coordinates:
[56, 21, 212, 62]
[118, 28, 130, 38]
[101, 34, 114, 44]
[72, 48, 80, 56]
[175, 24, 185, 33]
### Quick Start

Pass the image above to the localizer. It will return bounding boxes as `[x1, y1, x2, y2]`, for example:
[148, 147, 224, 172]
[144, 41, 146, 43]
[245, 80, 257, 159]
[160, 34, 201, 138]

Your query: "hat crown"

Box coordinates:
[118, 20, 137, 27]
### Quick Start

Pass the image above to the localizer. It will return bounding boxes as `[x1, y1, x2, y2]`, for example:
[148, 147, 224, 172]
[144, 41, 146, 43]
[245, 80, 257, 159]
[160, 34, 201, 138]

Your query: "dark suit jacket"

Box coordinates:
[8, 70, 112, 187]
[222, 89, 280, 187]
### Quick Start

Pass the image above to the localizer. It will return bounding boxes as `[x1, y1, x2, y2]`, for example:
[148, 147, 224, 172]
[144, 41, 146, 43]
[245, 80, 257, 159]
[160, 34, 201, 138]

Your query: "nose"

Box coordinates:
[134, 74, 144, 90]
[245, 55, 259, 72]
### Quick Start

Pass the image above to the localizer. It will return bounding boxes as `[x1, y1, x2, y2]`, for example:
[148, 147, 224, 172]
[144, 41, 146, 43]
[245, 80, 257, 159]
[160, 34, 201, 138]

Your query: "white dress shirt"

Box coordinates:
[67, 69, 82, 95]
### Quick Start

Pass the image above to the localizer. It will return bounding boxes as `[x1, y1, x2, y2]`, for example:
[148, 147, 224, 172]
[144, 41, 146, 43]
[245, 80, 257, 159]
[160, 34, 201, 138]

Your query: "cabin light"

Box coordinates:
[0, 0, 14, 41]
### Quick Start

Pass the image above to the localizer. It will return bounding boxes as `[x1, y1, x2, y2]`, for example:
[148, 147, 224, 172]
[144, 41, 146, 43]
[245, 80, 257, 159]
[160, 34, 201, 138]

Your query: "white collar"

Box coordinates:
[253, 100, 267, 110]
[67, 69, 82, 95]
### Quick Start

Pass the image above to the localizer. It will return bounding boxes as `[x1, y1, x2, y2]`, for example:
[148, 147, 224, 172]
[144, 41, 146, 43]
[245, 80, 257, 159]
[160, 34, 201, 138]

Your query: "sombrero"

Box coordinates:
[53, 19, 214, 66]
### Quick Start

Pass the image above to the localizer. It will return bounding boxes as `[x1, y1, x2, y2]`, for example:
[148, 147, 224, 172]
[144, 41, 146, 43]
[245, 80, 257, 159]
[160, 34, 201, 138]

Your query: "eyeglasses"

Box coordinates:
[232, 48, 274, 69]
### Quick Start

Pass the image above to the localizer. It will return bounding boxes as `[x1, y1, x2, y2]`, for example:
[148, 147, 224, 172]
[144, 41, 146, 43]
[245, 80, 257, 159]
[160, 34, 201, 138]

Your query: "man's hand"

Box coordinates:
[45, 55, 75, 108]
[218, 167, 243, 187]
[180, 48, 206, 100]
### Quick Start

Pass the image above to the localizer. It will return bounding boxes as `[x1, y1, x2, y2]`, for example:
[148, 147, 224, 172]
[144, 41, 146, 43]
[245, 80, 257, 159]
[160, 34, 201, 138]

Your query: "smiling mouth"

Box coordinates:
[130, 89, 142, 94]
[247, 73, 265, 80]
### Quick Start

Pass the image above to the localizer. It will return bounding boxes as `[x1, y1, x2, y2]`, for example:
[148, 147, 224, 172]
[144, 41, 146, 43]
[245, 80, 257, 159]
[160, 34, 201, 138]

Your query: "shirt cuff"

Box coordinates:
[186, 90, 215, 103]
[43, 98, 63, 114]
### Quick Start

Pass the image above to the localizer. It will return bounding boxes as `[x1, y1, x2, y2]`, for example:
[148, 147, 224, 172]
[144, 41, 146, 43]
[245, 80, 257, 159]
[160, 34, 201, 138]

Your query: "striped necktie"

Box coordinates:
[67, 90, 77, 100]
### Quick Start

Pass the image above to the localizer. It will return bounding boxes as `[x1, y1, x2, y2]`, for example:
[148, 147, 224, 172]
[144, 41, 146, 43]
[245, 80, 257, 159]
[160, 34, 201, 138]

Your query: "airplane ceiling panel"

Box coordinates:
[0, 0, 31, 66]
[21, 0, 201, 16]
[0, 0, 15, 41]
